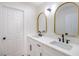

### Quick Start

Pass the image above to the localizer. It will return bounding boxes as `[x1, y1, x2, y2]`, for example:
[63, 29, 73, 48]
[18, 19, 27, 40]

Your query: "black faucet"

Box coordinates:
[58, 33, 70, 44]
[62, 34, 64, 43]
[58, 34, 64, 42]
[65, 33, 70, 44]
[38, 31, 42, 37]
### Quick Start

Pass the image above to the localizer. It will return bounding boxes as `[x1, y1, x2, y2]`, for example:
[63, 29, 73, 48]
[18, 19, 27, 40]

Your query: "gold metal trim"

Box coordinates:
[36, 12, 47, 33]
[54, 2, 79, 35]
[78, 7, 79, 35]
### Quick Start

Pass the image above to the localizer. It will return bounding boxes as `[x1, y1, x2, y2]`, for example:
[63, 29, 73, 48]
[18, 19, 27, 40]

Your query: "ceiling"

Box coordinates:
[22, 2, 56, 7]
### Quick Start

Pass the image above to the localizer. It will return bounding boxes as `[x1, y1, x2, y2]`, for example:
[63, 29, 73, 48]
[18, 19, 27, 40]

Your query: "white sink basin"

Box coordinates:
[50, 41, 72, 50]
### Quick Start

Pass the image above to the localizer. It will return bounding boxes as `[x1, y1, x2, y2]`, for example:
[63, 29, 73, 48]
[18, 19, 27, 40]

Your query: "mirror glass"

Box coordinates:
[37, 12, 47, 33]
[54, 2, 79, 36]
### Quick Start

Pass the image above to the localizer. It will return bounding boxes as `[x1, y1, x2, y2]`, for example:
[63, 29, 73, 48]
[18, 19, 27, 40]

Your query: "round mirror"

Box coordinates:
[37, 12, 47, 33]
[54, 2, 79, 36]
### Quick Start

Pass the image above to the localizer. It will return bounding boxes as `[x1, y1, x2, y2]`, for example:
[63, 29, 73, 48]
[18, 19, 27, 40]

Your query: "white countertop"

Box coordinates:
[27, 34, 79, 56]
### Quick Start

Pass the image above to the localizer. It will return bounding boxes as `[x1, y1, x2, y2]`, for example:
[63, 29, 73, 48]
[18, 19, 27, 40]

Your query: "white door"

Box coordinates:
[0, 6, 24, 56]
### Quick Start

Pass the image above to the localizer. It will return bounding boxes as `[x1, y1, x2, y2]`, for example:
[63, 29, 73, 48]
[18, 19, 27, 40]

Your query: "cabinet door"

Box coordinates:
[27, 37, 33, 56]
[42, 45, 69, 56]
[27, 37, 42, 56]
[27, 37, 38, 56]
[35, 41, 42, 56]
[1, 6, 24, 56]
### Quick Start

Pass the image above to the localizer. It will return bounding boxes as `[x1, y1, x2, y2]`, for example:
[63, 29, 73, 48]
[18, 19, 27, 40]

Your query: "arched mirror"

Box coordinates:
[54, 2, 79, 36]
[37, 12, 47, 33]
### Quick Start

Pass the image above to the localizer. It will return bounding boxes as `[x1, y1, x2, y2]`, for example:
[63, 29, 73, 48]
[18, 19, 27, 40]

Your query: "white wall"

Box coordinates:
[36, 2, 79, 36]
[0, 2, 37, 34]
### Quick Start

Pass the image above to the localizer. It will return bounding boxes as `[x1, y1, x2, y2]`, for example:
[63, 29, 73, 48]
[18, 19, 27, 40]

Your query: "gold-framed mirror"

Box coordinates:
[54, 2, 79, 36]
[37, 12, 47, 33]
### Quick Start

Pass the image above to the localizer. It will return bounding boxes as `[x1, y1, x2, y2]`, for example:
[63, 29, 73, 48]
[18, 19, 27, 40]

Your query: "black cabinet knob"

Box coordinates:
[3, 37, 6, 40]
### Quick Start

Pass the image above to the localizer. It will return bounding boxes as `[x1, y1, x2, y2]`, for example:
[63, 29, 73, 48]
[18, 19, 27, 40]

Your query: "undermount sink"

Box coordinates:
[50, 41, 72, 50]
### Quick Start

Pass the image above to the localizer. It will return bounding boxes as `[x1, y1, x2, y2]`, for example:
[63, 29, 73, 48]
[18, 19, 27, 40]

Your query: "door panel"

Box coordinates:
[0, 5, 3, 55]
[0, 5, 8, 55]
[6, 6, 24, 55]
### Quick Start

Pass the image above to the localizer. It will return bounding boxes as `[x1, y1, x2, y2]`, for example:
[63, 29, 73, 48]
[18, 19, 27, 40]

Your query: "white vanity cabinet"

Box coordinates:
[27, 36, 69, 56]
[27, 37, 43, 56]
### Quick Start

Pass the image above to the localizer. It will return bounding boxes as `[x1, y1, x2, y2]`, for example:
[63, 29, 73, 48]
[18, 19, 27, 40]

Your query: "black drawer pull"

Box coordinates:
[37, 44, 41, 47]
[30, 44, 32, 51]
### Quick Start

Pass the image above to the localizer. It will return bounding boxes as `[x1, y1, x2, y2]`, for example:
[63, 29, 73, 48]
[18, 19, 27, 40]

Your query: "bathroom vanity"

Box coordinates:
[27, 35, 68, 56]
[27, 34, 79, 56]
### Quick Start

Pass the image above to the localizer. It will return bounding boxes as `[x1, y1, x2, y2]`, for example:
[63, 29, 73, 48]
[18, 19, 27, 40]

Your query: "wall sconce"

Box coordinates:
[45, 7, 51, 16]
[47, 8, 51, 12]
[45, 4, 57, 15]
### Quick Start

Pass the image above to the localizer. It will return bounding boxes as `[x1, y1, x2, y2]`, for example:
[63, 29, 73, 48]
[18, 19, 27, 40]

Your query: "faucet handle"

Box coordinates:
[66, 40, 70, 44]
[65, 33, 68, 35]
[38, 31, 42, 37]
[42, 30, 45, 33]
[58, 38, 61, 42]
[38, 31, 41, 33]
[62, 34, 64, 37]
